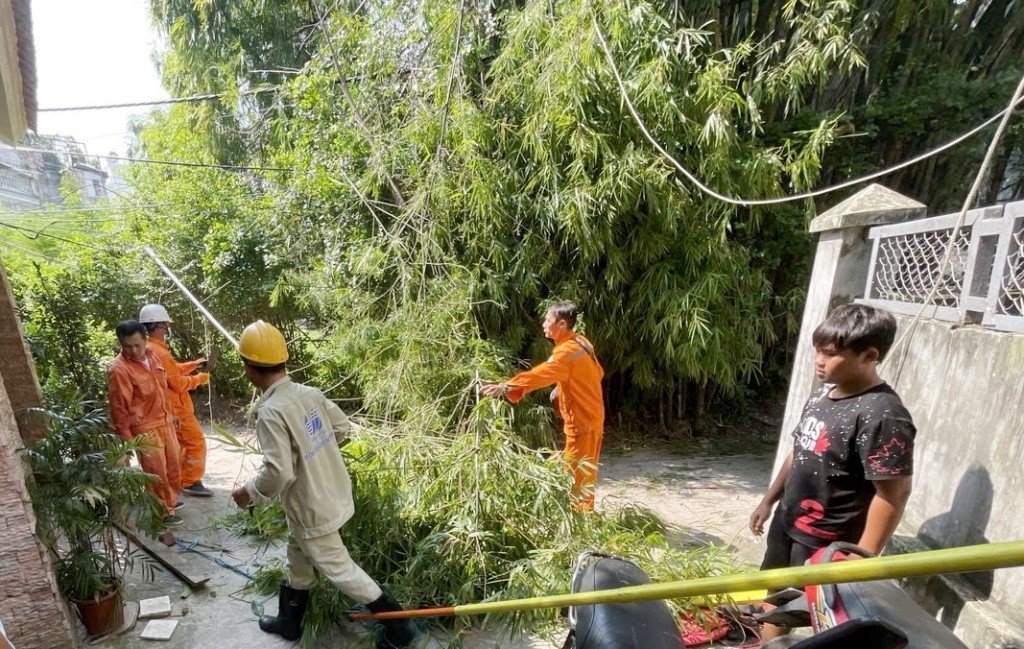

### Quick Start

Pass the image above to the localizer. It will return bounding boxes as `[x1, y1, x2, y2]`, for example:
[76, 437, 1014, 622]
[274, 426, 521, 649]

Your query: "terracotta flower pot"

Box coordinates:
[73, 592, 123, 636]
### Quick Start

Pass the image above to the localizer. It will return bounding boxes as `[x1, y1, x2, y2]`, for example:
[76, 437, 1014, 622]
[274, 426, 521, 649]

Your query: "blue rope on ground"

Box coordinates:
[175, 538, 254, 580]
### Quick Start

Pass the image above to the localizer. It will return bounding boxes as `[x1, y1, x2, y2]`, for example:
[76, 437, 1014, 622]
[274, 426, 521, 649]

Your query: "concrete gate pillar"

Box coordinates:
[771, 184, 926, 475]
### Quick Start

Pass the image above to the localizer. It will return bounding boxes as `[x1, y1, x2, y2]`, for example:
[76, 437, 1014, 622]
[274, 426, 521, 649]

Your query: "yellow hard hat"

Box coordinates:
[238, 320, 289, 366]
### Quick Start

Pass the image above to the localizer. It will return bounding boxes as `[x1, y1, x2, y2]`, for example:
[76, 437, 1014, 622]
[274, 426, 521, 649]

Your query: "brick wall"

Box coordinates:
[0, 260, 45, 442]
[0, 256, 76, 647]
[0, 375, 76, 648]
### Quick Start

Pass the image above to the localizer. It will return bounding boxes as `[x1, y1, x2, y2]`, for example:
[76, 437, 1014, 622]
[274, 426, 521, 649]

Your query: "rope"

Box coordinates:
[203, 318, 216, 431]
[885, 69, 1024, 383]
[591, 13, 1024, 208]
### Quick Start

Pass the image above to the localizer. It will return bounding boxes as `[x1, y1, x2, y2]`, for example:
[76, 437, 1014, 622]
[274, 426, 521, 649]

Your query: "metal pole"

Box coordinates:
[143, 246, 239, 348]
[350, 540, 1024, 620]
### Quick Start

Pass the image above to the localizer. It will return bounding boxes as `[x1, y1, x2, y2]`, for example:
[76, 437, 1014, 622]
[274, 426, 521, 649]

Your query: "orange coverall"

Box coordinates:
[505, 331, 605, 510]
[147, 338, 210, 487]
[107, 350, 181, 515]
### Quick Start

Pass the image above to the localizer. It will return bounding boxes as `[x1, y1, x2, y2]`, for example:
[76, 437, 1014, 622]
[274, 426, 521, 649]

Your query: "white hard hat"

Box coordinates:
[139, 303, 173, 324]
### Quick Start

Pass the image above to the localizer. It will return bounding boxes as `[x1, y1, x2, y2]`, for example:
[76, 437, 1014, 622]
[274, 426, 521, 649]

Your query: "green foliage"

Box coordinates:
[215, 500, 289, 543]
[5, 241, 152, 404]
[125, 0, 1024, 430]
[20, 406, 164, 601]
[224, 417, 734, 644]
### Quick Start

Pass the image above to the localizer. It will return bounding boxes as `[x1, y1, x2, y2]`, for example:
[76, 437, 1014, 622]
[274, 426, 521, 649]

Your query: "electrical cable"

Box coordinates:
[10, 145, 305, 173]
[0, 214, 173, 224]
[591, 13, 1024, 208]
[0, 235, 62, 261]
[0, 220, 111, 241]
[0, 220, 114, 252]
[0, 194, 276, 219]
[17, 20, 1022, 199]
[175, 538, 253, 579]
[22, 72, 1020, 194]
[38, 87, 278, 113]
[0, 205, 164, 218]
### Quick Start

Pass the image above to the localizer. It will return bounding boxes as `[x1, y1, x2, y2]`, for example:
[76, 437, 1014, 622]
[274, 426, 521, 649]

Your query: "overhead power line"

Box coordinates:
[10, 145, 304, 173]
[0, 203, 169, 217]
[0, 193, 273, 219]
[0, 235, 62, 261]
[590, 13, 1024, 207]
[37, 87, 278, 113]
[0, 220, 113, 252]
[20, 45, 1023, 190]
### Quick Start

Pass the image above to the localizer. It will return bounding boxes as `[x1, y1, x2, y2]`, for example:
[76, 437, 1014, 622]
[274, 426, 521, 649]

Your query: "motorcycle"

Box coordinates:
[564, 546, 970, 649]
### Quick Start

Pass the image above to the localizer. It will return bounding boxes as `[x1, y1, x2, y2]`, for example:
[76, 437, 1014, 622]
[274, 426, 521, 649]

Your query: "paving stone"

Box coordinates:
[138, 597, 171, 620]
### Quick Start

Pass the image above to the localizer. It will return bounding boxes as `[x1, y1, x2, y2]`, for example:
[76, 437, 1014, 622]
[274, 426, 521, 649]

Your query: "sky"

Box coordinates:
[32, 0, 168, 157]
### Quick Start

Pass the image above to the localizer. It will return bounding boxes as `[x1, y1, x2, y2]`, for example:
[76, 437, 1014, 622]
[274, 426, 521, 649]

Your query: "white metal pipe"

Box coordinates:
[143, 246, 239, 348]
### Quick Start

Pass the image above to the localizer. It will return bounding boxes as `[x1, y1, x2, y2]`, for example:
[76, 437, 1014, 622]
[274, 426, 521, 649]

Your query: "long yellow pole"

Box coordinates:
[352, 540, 1024, 620]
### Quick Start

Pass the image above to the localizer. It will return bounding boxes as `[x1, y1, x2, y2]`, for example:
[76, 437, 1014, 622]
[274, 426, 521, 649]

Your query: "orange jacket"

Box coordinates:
[146, 338, 209, 416]
[107, 350, 175, 440]
[506, 331, 605, 435]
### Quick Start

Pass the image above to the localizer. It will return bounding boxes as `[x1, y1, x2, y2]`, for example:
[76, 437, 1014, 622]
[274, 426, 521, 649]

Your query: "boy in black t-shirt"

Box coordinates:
[749, 304, 915, 639]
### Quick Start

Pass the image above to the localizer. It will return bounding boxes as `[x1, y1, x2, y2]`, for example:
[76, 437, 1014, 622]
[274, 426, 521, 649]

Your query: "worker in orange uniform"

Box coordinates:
[138, 304, 213, 497]
[107, 320, 183, 527]
[481, 301, 605, 510]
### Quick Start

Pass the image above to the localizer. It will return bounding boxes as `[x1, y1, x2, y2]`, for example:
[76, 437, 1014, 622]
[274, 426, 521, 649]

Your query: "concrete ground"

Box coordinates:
[88, 430, 772, 648]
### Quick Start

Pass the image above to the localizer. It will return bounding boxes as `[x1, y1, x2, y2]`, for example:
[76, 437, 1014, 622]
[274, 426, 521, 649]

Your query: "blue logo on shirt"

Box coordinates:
[304, 408, 324, 440]
[301, 407, 333, 462]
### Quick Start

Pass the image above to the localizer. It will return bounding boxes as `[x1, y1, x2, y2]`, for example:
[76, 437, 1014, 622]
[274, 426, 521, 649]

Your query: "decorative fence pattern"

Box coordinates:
[862, 201, 1024, 333]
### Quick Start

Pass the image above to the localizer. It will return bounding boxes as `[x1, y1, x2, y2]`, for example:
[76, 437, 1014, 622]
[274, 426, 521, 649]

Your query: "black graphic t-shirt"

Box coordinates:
[781, 383, 915, 547]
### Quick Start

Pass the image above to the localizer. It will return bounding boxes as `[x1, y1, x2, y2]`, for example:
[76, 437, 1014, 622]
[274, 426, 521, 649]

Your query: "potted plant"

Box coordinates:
[20, 404, 164, 635]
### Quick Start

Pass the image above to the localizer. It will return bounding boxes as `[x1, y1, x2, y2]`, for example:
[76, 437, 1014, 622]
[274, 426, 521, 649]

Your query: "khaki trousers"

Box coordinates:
[286, 532, 383, 603]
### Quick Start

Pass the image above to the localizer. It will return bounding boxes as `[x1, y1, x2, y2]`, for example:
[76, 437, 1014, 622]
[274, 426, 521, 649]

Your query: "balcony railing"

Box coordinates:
[862, 201, 1024, 333]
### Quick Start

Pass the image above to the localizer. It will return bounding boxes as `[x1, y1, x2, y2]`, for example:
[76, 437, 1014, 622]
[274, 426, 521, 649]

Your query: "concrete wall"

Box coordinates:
[882, 317, 1024, 642]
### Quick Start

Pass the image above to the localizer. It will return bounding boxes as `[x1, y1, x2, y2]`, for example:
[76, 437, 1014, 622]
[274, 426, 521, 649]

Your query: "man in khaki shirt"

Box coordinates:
[230, 321, 417, 648]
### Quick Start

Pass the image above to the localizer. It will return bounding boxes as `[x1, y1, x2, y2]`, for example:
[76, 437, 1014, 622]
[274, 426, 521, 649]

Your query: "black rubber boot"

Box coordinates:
[259, 584, 308, 641]
[367, 591, 418, 648]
